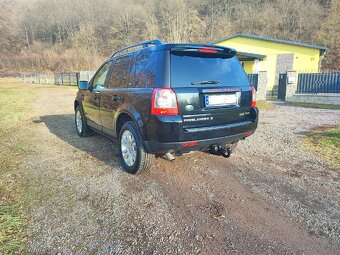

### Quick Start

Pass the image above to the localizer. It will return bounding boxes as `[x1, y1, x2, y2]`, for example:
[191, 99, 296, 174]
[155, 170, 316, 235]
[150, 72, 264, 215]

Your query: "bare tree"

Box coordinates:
[0, 0, 337, 71]
[315, 0, 340, 70]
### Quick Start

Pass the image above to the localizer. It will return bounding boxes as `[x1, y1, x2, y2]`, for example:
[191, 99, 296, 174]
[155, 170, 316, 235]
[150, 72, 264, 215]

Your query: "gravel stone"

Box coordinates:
[19, 88, 340, 254]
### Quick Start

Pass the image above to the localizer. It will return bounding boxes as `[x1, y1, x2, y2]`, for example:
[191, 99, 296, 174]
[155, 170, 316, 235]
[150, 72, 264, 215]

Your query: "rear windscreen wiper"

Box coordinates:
[191, 80, 220, 85]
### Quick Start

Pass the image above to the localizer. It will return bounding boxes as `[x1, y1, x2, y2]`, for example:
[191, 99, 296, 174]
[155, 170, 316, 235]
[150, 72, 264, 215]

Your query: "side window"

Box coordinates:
[92, 61, 112, 90]
[130, 50, 156, 88]
[107, 55, 132, 88]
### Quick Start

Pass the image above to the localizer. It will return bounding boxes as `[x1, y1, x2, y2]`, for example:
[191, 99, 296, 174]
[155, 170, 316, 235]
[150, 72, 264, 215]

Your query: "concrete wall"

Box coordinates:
[286, 71, 298, 98]
[273, 54, 294, 96]
[286, 94, 340, 105]
[256, 71, 267, 101]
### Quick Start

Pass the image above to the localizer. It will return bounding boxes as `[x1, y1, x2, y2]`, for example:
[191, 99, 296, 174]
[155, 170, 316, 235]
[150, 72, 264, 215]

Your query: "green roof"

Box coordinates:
[210, 34, 328, 52]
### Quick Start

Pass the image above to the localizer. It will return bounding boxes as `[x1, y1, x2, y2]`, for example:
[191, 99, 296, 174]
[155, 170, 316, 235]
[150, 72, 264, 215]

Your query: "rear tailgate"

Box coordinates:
[170, 47, 253, 130]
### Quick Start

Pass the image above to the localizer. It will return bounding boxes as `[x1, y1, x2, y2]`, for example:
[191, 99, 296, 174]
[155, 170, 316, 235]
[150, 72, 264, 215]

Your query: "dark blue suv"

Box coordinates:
[74, 39, 258, 174]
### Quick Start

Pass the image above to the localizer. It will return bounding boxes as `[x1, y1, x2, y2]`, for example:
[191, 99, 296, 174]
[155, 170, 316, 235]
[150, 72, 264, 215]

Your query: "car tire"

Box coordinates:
[119, 121, 153, 174]
[75, 105, 92, 137]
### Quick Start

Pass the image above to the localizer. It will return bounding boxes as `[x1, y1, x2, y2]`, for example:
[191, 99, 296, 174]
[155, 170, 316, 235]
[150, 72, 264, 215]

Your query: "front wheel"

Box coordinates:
[119, 121, 153, 174]
[75, 106, 91, 137]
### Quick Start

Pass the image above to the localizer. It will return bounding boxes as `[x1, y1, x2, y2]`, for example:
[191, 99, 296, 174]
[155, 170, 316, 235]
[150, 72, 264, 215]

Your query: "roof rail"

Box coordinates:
[111, 39, 163, 57]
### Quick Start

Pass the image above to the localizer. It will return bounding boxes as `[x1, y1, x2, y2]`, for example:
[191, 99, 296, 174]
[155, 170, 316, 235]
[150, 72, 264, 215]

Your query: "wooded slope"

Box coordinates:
[0, 0, 339, 71]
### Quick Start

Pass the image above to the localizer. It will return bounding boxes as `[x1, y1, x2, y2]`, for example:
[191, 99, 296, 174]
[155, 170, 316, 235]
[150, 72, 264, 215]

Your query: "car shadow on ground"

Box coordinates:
[39, 113, 202, 177]
[40, 114, 121, 165]
[39, 113, 225, 177]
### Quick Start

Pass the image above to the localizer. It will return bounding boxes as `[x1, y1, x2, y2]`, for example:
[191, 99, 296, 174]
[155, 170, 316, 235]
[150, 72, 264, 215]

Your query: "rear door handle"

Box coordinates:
[112, 95, 122, 101]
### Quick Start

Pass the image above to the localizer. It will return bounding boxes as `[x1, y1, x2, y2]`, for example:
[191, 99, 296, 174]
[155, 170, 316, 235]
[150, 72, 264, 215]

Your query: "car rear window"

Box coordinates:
[170, 51, 249, 88]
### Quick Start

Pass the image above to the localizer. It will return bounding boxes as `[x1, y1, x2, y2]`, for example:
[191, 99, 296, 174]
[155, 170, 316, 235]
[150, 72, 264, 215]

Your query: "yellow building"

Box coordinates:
[212, 34, 328, 96]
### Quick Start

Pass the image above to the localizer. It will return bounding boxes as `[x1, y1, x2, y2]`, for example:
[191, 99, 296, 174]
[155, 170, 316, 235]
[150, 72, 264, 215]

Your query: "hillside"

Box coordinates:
[0, 0, 339, 71]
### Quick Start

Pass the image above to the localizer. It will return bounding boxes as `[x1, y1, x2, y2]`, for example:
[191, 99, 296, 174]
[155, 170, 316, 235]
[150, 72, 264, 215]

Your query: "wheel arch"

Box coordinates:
[74, 100, 80, 111]
[115, 111, 145, 140]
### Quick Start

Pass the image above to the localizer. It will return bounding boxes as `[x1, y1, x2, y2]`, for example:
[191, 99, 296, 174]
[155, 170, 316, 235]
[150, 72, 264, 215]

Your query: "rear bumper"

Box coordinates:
[142, 107, 258, 154]
[143, 130, 255, 154]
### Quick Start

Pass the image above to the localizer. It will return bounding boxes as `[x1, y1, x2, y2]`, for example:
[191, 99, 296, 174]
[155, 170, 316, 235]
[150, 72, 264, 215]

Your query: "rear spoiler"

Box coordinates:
[170, 45, 236, 57]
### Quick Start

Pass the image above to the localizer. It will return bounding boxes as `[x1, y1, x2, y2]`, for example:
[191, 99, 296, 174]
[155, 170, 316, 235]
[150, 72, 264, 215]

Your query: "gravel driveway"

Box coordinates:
[20, 87, 339, 254]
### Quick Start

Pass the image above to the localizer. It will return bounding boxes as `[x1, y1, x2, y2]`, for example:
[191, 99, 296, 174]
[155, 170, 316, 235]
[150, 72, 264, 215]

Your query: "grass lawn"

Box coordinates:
[0, 79, 76, 254]
[0, 79, 38, 254]
[303, 126, 340, 169]
[286, 102, 340, 110]
[42, 84, 78, 90]
[256, 100, 279, 111]
[0, 80, 38, 132]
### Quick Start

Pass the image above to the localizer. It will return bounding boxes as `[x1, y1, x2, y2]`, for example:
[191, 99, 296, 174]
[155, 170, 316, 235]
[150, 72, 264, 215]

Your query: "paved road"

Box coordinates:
[21, 87, 339, 254]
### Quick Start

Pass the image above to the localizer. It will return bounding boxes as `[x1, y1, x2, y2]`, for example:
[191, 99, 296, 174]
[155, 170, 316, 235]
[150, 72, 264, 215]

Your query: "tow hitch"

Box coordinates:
[220, 146, 233, 158]
[209, 145, 233, 158]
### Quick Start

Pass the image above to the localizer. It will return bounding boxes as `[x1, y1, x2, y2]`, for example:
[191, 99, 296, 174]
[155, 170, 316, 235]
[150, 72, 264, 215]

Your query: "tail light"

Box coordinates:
[251, 85, 256, 108]
[244, 131, 254, 137]
[182, 141, 199, 147]
[151, 88, 179, 115]
[198, 48, 217, 54]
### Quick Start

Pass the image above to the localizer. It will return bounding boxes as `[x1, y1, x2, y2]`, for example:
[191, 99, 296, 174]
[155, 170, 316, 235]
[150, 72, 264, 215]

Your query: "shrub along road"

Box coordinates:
[1, 80, 339, 254]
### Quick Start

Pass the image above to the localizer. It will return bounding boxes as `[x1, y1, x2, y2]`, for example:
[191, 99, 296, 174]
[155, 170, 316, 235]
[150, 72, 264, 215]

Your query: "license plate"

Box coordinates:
[205, 94, 238, 107]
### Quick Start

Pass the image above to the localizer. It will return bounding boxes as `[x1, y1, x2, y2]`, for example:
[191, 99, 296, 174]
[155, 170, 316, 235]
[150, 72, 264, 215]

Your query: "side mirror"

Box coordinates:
[78, 80, 88, 90]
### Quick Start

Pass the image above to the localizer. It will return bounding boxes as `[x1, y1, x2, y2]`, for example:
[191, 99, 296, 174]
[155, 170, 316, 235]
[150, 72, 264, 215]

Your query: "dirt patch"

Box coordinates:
[311, 125, 340, 132]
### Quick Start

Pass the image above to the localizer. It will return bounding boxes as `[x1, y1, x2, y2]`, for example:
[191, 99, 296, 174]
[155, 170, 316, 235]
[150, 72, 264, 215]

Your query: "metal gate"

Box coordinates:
[278, 73, 287, 100]
[54, 73, 79, 86]
[297, 73, 340, 94]
[247, 74, 259, 91]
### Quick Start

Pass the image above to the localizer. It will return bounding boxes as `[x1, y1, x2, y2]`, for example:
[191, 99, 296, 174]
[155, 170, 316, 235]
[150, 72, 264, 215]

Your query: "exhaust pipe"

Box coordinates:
[164, 152, 175, 161]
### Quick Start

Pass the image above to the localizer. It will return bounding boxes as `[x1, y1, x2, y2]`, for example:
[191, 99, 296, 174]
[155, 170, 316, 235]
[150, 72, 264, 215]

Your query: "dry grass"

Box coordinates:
[256, 100, 279, 111]
[0, 79, 37, 254]
[0, 80, 38, 132]
[0, 45, 104, 72]
[303, 126, 340, 169]
[0, 206, 27, 254]
[0, 79, 77, 254]
[286, 102, 340, 110]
